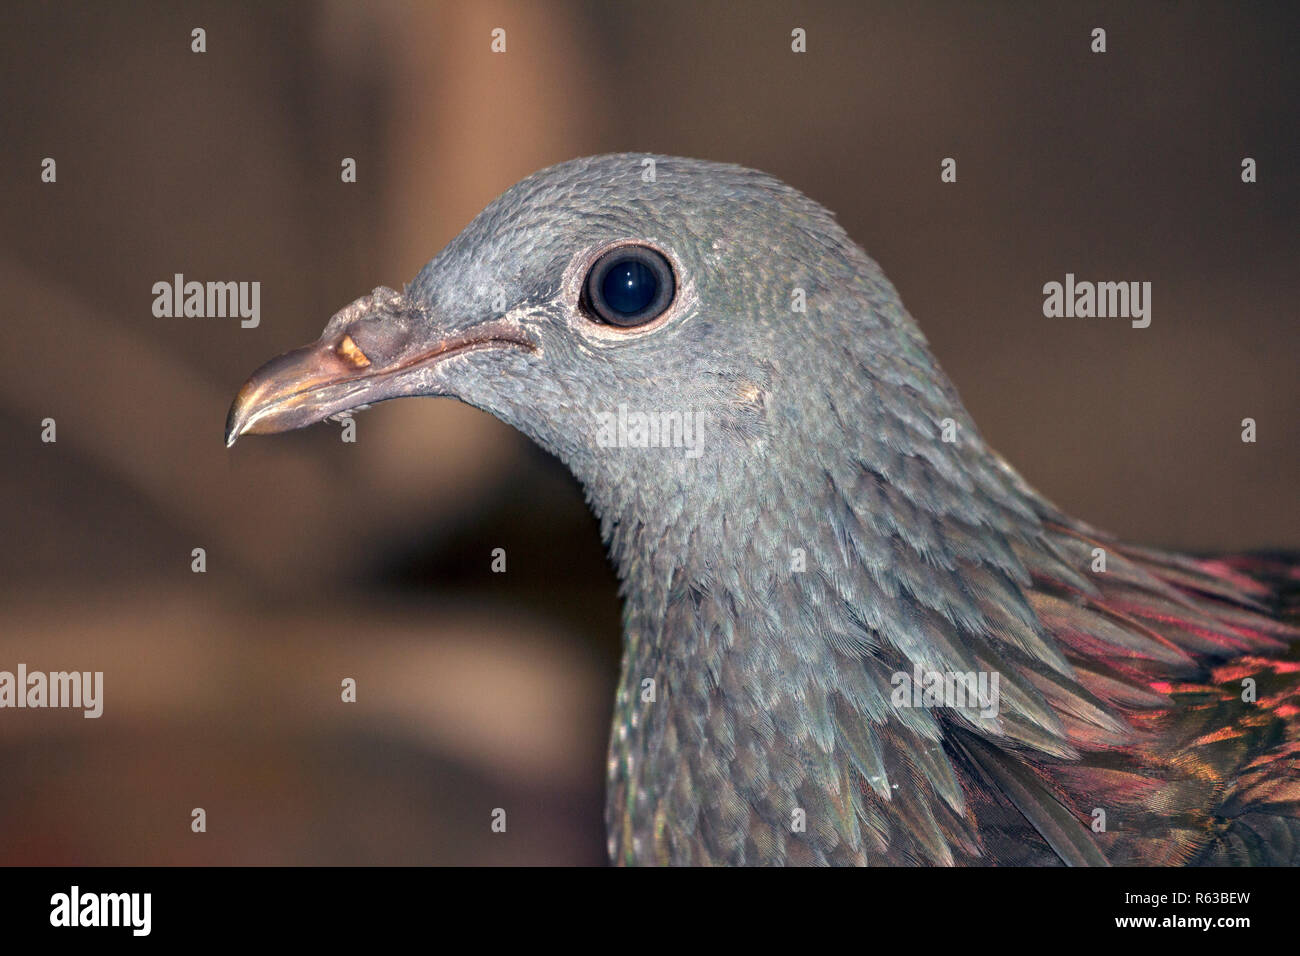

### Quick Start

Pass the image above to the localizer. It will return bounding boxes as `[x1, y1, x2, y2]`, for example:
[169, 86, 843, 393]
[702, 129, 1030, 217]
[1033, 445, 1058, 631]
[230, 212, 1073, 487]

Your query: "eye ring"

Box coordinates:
[581, 245, 676, 327]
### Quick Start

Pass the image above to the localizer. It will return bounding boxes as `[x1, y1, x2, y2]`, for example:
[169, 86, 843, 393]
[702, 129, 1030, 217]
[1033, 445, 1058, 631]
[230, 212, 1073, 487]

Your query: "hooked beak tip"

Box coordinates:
[223, 344, 345, 449]
[224, 381, 258, 447]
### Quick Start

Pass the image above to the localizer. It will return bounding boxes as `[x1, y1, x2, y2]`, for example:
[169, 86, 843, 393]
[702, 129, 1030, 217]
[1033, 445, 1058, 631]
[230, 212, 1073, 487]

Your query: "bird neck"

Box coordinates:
[602, 505, 780, 865]
[598, 465, 874, 865]
[590, 337, 1060, 863]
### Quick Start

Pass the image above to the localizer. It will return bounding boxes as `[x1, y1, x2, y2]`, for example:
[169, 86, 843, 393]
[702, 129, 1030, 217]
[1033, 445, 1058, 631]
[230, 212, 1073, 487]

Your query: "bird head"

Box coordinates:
[226, 154, 971, 544]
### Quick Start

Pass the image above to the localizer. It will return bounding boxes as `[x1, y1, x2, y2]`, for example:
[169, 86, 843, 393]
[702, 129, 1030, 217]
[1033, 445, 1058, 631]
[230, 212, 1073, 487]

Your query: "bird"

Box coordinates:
[226, 154, 1299, 866]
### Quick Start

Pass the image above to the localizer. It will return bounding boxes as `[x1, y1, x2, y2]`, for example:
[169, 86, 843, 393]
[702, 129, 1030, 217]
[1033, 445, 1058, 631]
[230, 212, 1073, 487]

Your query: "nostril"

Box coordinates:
[335, 334, 371, 368]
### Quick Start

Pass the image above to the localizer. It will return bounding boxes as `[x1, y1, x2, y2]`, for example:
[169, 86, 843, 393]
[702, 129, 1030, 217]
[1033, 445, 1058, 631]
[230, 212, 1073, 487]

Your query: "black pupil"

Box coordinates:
[601, 259, 657, 316]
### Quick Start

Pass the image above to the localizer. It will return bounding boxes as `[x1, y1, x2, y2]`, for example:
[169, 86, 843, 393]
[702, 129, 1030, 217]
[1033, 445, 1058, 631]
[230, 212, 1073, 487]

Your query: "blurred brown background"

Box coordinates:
[0, 1, 1295, 864]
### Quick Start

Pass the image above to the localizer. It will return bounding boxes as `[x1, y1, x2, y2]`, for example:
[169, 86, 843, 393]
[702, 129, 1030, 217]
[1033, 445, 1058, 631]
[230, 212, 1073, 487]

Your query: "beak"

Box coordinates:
[225, 340, 371, 447]
[225, 319, 536, 448]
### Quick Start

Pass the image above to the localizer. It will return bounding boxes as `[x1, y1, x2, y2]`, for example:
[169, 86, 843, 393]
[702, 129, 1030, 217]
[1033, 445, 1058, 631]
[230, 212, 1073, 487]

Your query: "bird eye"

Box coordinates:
[582, 245, 676, 327]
